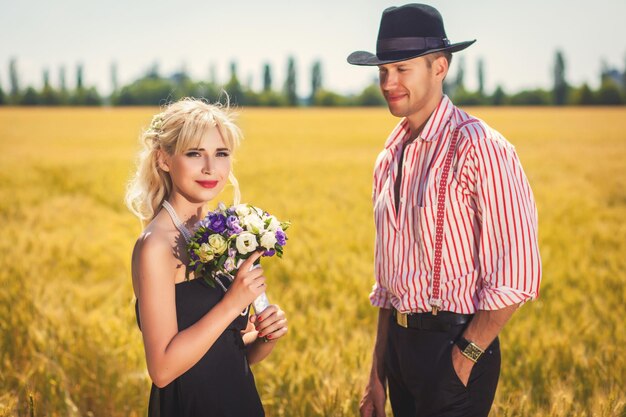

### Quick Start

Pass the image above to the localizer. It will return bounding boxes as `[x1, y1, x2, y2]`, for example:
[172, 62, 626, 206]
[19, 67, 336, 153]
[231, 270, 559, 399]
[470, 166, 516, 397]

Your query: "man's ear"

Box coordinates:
[434, 55, 449, 81]
[157, 150, 170, 172]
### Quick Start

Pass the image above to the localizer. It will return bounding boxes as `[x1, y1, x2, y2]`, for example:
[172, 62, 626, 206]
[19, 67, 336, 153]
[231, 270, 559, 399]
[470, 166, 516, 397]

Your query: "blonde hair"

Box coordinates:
[125, 97, 242, 226]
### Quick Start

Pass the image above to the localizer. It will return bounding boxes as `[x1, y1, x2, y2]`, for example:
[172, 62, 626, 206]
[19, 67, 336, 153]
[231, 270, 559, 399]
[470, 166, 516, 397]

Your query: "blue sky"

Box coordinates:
[1, 0, 625, 96]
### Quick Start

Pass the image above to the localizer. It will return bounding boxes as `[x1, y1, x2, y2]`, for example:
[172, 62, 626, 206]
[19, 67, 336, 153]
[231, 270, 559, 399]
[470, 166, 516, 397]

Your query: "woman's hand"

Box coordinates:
[222, 251, 266, 312]
[250, 304, 288, 341]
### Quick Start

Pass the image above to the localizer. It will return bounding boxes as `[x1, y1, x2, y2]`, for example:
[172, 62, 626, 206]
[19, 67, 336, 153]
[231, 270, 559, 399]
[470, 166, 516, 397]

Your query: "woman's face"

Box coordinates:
[160, 128, 232, 204]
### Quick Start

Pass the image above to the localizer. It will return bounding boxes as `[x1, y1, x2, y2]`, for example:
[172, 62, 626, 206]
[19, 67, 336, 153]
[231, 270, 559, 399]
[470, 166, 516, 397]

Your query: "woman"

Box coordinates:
[125, 98, 287, 416]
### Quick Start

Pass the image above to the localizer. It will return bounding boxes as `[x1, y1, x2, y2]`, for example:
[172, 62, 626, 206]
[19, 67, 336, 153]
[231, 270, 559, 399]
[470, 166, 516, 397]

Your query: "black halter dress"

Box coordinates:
[135, 278, 265, 417]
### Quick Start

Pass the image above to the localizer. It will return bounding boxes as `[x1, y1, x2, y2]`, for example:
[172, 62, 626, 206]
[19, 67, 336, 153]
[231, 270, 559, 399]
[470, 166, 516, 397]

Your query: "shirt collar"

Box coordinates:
[419, 95, 455, 142]
[383, 118, 411, 150]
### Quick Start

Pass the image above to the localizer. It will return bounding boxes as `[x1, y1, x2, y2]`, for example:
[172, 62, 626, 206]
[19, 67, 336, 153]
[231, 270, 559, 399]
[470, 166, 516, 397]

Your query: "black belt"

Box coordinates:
[393, 309, 472, 332]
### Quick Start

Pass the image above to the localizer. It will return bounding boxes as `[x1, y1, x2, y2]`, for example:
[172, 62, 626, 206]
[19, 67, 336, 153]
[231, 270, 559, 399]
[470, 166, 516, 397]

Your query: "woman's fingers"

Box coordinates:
[263, 324, 288, 340]
[240, 250, 263, 272]
[256, 306, 287, 337]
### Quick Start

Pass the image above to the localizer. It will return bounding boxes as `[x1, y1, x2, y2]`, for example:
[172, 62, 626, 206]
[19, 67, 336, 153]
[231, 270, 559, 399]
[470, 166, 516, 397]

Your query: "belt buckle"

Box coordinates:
[397, 311, 408, 328]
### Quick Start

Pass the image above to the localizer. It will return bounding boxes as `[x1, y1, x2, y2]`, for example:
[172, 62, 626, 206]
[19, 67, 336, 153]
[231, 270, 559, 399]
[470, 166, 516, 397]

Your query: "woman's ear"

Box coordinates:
[157, 149, 170, 172]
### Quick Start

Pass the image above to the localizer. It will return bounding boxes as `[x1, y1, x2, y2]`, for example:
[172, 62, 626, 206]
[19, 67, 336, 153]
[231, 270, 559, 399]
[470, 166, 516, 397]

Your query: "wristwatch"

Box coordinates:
[455, 336, 484, 363]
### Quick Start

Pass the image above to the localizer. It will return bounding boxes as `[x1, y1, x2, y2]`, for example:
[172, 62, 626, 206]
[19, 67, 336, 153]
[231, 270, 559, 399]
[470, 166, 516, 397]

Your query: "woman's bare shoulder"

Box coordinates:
[131, 221, 178, 285]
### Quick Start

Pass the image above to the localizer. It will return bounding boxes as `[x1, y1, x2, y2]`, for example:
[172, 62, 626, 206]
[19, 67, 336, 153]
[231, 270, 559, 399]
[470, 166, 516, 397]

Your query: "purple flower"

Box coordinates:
[263, 249, 276, 257]
[198, 218, 211, 229]
[275, 229, 287, 246]
[208, 213, 227, 233]
[226, 215, 243, 234]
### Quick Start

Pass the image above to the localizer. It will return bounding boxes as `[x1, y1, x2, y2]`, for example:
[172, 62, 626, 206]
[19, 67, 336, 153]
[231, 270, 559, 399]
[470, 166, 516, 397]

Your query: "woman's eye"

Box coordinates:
[186, 151, 201, 157]
[216, 151, 231, 158]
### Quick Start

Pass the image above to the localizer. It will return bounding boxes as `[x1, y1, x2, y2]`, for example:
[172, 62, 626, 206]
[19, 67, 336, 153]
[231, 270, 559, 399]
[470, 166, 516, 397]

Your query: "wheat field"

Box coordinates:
[0, 106, 624, 417]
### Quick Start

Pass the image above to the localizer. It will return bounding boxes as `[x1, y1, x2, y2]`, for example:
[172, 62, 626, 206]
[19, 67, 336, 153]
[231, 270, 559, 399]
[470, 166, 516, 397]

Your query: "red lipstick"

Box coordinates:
[196, 180, 218, 189]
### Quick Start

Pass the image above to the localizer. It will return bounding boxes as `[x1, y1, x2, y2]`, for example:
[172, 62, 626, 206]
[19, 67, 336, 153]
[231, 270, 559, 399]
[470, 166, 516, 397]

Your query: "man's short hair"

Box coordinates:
[425, 51, 453, 68]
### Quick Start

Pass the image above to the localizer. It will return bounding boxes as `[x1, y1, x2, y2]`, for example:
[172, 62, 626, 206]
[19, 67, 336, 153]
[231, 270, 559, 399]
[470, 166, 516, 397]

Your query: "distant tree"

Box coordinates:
[455, 56, 465, 91]
[224, 61, 244, 105]
[312, 89, 347, 106]
[509, 89, 551, 105]
[477, 58, 485, 96]
[58, 65, 69, 105]
[59, 66, 67, 91]
[9, 58, 20, 103]
[491, 85, 507, 106]
[111, 62, 118, 93]
[146, 62, 160, 79]
[243, 88, 260, 106]
[41, 68, 60, 105]
[355, 82, 386, 106]
[193, 81, 220, 103]
[76, 63, 84, 90]
[113, 76, 173, 105]
[596, 78, 622, 105]
[0, 83, 5, 105]
[310, 60, 322, 103]
[170, 65, 195, 100]
[455, 88, 486, 106]
[570, 83, 594, 105]
[83, 87, 102, 106]
[284, 56, 298, 106]
[263, 63, 272, 92]
[71, 63, 88, 105]
[553, 50, 569, 105]
[623, 53, 626, 96]
[258, 91, 286, 106]
[20, 87, 40, 105]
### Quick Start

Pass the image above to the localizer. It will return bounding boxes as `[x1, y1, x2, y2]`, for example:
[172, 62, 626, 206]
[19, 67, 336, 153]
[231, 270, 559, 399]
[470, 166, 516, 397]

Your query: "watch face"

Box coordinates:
[463, 343, 483, 362]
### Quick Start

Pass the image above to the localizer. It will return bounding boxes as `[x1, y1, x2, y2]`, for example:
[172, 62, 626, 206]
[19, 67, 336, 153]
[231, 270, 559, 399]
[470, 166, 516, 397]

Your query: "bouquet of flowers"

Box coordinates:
[186, 203, 290, 313]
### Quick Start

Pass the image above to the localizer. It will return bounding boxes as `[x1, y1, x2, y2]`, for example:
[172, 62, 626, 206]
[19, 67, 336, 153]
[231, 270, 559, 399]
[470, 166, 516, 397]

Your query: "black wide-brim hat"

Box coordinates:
[347, 3, 475, 66]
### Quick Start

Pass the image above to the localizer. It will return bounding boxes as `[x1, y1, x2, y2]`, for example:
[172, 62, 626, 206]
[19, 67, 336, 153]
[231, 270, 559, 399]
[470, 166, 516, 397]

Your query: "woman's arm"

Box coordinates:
[243, 305, 288, 365]
[135, 235, 266, 387]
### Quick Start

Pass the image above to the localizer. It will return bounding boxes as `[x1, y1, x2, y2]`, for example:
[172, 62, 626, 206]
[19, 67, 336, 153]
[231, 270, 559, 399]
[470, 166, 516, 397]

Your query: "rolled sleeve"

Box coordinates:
[473, 137, 542, 310]
[369, 282, 393, 309]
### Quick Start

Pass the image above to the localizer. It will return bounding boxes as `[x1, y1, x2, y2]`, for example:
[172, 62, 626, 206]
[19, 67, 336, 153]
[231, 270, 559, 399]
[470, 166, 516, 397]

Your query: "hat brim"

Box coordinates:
[347, 40, 476, 66]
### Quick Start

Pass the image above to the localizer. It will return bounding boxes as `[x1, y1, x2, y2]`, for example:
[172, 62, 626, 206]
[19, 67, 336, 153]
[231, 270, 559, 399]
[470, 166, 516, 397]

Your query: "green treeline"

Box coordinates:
[2, 51, 625, 107]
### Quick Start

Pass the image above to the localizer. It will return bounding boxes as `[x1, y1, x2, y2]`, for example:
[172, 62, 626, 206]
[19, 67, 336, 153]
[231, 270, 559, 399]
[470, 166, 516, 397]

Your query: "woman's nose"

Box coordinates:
[202, 155, 213, 174]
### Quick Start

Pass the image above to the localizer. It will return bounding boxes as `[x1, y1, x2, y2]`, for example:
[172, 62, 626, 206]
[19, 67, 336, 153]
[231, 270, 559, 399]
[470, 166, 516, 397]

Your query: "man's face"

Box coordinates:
[378, 55, 444, 118]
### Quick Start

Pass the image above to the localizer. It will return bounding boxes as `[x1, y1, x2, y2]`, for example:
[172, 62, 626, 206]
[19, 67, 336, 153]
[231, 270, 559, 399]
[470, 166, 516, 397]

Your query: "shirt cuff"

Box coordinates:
[369, 284, 393, 309]
[477, 286, 537, 310]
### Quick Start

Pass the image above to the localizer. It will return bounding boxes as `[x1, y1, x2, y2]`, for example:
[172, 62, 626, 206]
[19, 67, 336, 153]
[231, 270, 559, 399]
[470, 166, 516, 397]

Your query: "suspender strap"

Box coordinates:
[429, 119, 480, 315]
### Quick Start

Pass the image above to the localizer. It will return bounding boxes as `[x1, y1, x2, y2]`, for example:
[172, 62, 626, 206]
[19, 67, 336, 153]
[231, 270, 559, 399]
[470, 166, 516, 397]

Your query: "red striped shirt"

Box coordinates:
[371, 95, 541, 313]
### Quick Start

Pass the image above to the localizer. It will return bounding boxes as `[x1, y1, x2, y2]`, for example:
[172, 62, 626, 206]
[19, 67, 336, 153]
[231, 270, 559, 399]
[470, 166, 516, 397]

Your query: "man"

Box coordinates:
[347, 4, 541, 417]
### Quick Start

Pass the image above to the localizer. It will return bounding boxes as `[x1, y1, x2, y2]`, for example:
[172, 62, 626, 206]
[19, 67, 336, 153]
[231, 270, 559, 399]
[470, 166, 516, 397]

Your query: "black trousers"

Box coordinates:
[385, 315, 501, 417]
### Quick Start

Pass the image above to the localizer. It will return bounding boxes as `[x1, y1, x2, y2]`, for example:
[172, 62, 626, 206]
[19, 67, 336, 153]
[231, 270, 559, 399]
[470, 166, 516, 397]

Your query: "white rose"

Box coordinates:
[243, 213, 265, 234]
[236, 232, 258, 255]
[266, 215, 280, 232]
[197, 243, 214, 262]
[208, 234, 228, 255]
[260, 231, 278, 250]
[235, 204, 251, 217]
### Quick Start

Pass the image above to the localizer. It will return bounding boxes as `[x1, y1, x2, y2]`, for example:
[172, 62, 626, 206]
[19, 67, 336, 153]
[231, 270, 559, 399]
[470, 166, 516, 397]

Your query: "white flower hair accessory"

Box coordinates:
[148, 113, 166, 134]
